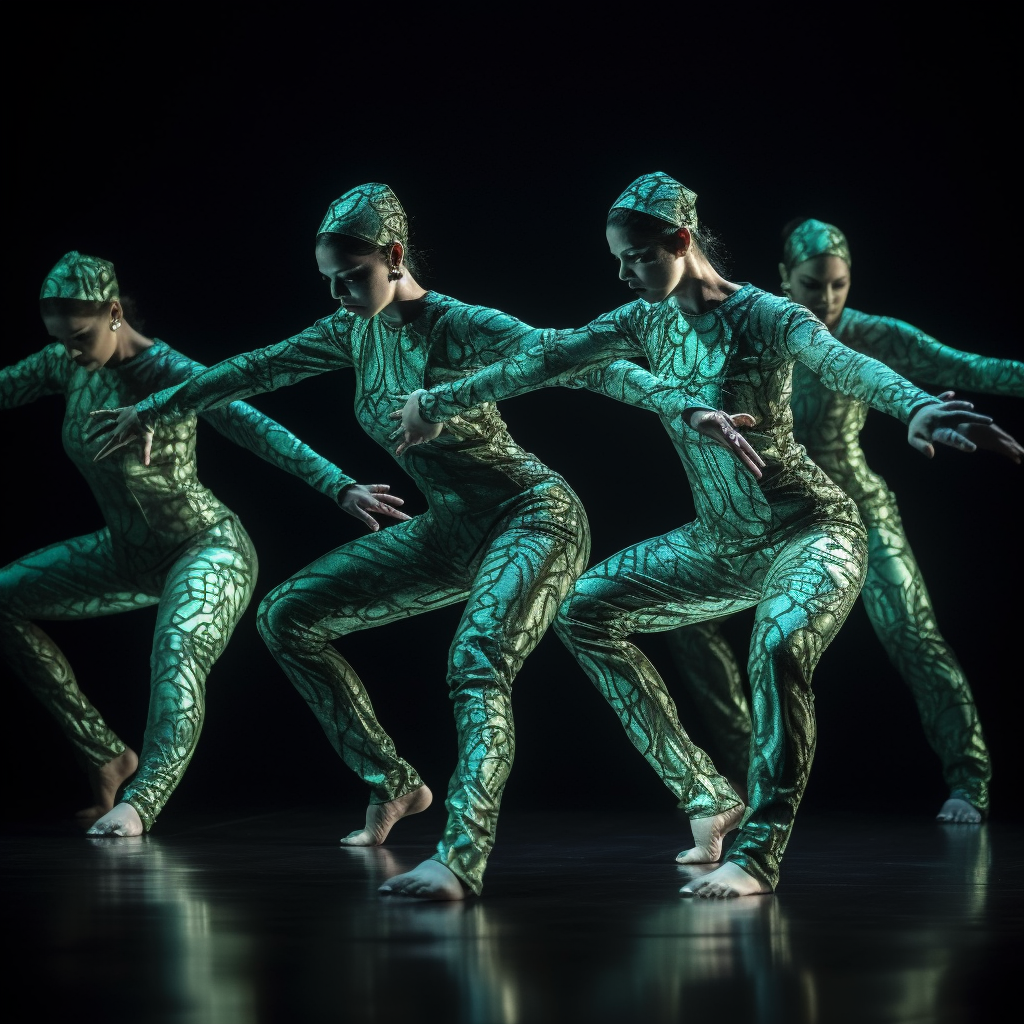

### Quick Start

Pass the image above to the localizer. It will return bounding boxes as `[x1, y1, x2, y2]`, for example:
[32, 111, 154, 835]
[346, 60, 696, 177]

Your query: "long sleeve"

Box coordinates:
[0, 345, 66, 410]
[421, 306, 646, 422]
[202, 402, 355, 500]
[770, 301, 935, 424]
[841, 312, 1024, 397]
[136, 320, 353, 424]
[561, 359, 678, 415]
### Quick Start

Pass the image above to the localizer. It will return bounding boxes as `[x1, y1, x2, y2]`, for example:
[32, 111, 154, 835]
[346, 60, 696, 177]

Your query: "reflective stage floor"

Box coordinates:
[4, 808, 1019, 1023]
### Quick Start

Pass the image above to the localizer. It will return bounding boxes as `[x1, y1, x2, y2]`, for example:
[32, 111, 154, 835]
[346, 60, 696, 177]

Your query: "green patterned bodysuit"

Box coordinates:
[417, 285, 939, 890]
[132, 293, 672, 894]
[0, 341, 351, 828]
[666, 309, 1024, 812]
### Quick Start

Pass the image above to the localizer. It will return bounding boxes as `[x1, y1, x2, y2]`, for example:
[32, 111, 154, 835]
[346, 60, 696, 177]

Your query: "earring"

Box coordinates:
[110, 317, 122, 331]
[780, 281, 791, 296]
[388, 267, 403, 281]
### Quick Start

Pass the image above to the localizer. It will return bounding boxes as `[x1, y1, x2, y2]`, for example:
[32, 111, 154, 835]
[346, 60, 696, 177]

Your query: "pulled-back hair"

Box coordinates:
[605, 208, 730, 275]
[39, 295, 142, 329]
[315, 231, 426, 279]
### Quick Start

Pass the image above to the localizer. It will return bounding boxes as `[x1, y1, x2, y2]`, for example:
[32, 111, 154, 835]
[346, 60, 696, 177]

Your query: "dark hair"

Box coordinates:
[38, 295, 143, 329]
[315, 231, 426, 279]
[605, 208, 730, 275]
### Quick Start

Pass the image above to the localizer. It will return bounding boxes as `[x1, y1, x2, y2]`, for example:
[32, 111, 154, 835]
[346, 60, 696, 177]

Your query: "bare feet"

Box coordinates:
[379, 859, 467, 900]
[340, 785, 433, 846]
[76, 748, 139, 823]
[676, 802, 745, 864]
[936, 797, 983, 824]
[680, 861, 771, 898]
[87, 801, 144, 837]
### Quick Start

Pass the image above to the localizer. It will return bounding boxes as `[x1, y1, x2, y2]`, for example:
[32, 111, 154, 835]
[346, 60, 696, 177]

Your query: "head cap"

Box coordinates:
[39, 251, 119, 303]
[317, 183, 408, 247]
[783, 219, 851, 269]
[610, 172, 698, 230]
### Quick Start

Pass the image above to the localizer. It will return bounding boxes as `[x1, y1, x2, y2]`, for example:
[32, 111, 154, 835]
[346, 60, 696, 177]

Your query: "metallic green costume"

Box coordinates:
[668, 254, 1024, 812]
[413, 176, 943, 890]
[127, 183, 674, 893]
[132, 294, 633, 894]
[1, 255, 351, 828]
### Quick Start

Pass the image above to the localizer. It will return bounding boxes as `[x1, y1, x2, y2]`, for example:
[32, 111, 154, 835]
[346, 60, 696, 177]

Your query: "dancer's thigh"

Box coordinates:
[262, 515, 471, 639]
[753, 523, 867, 666]
[0, 530, 156, 620]
[568, 526, 757, 634]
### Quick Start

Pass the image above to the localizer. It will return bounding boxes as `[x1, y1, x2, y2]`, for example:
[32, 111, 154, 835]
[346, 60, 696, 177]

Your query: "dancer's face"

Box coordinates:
[781, 255, 851, 330]
[316, 242, 403, 320]
[42, 303, 122, 371]
[606, 224, 689, 303]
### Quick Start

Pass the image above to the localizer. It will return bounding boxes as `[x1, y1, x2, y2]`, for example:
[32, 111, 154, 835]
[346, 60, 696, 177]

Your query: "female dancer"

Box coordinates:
[391, 172, 993, 897]
[90, 184, 741, 898]
[663, 218, 1023, 824]
[1, 251, 372, 836]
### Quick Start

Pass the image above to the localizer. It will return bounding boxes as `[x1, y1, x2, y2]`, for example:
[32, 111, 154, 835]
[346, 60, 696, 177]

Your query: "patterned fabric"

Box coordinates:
[783, 219, 851, 269]
[610, 172, 698, 229]
[317, 183, 409, 246]
[0, 339, 352, 826]
[40, 251, 119, 302]
[417, 285, 941, 889]
[135, 292, 682, 893]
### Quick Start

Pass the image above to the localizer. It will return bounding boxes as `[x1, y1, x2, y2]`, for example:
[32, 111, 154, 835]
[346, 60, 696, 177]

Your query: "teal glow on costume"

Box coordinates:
[126, 184, 685, 893]
[412, 176, 946, 890]
[782, 219, 851, 269]
[669, 222, 1023, 813]
[40, 251, 119, 303]
[2, 256, 352, 828]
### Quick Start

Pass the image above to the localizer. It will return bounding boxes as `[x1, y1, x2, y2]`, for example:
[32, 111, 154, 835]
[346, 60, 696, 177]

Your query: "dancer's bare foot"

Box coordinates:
[340, 785, 433, 846]
[680, 861, 771, 898]
[936, 797, 983, 824]
[676, 802, 745, 864]
[76, 748, 139, 823]
[86, 801, 144, 837]
[379, 859, 467, 900]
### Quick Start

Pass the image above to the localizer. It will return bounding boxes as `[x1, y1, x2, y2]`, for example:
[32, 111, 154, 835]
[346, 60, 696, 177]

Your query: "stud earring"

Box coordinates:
[780, 282, 791, 296]
[388, 267, 403, 281]
[110, 317, 122, 331]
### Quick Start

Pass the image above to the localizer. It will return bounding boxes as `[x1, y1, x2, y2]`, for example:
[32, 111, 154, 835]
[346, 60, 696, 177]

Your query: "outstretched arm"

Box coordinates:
[778, 303, 992, 457]
[846, 314, 1024, 397]
[1, 346, 66, 411]
[91, 320, 353, 464]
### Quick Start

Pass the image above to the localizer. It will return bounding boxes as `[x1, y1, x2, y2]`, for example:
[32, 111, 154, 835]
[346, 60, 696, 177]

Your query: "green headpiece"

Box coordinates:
[317, 183, 408, 247]
[610, 172, 698, 229]
[39, 251, 119, 303]
[783, 219, 851, 269]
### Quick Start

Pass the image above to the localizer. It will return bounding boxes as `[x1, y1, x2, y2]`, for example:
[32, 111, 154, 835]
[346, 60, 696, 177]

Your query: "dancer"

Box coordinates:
[88, 184, 743, 898]
[391, 173, 994, 897]
[1, 251, 373, 836]
[664, 218, 1023, 823]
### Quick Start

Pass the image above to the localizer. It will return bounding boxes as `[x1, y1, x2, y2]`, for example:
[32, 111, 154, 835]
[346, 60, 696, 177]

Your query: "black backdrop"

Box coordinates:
[7, 21, 1020, 823]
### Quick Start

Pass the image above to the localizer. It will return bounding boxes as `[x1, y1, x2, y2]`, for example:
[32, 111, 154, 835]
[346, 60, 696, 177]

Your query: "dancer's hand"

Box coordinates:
[388, 390, 443, 456]
[339, 484, 413, 532]
[89, 406, 154, 464]
[907, 396, 992, 458]
[933, 392, 1022, 464]
[689, 409, 766, 480]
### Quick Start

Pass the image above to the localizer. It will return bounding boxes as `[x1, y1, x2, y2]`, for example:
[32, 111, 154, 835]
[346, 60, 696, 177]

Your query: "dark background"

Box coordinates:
[6, 20, 1020, 825]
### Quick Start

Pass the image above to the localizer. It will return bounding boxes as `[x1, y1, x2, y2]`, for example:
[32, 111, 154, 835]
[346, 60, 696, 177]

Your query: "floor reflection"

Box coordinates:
[7, 812, 1003, 1023]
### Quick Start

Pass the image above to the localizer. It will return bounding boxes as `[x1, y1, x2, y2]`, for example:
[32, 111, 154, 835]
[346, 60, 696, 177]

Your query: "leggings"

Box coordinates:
[257, 482, 588, 895]
[0, 519, 256, 827]
[669, 506, 991, 812]
[555, 519, 867, 890]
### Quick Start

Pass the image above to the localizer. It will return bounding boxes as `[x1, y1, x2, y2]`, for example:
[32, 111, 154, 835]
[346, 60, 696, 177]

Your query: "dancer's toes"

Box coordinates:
[936, 797, 983, 824]
[77, 748, 139, 820]
[680, 862, 770, 899]
[676, 802, 745, 864]
[378, 859, 467, 901]
[86, 802, 144, 837]
[340, 785, 433, 847]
